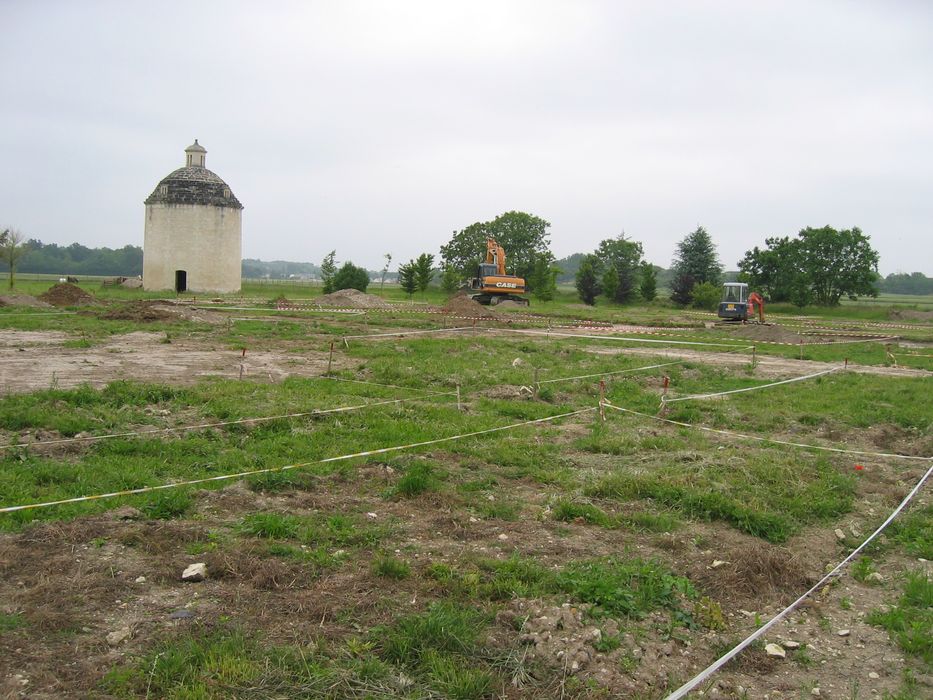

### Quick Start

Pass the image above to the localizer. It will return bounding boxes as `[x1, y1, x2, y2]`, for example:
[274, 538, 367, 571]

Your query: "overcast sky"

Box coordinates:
[2, 1, 931, 274]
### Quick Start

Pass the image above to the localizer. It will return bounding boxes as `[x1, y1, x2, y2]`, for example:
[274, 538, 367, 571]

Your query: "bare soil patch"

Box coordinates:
[99, 301, 227, 325]
[0, 294, 52, 308]
[0, 330, 342, 393]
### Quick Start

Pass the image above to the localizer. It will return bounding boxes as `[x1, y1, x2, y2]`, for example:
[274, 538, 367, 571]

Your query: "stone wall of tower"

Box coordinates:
[142, 202, 242, 293]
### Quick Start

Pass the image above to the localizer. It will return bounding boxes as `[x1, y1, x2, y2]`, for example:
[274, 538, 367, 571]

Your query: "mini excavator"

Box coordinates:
[717, 282, 765, 322]
[466, 238, 530, 306]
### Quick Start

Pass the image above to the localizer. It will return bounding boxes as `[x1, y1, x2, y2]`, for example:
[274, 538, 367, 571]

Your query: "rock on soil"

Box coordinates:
[0, 294, 53, 308]
[37, 283, 98, 307]
[182, 562, 207, 582]
[315, 289, 391, 308]
[121, 278, 143, 289]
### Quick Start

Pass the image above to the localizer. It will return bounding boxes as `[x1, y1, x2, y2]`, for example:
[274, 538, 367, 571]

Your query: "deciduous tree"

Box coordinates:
[0, 228, 27, 290]
[440, 211, 551, 284]
[332, 262, 369, 292]
[738, 226, 879, 306]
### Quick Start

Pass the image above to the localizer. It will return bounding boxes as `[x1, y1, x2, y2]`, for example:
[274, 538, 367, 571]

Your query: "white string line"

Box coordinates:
[316, 375, 446, 394]
[342, 326, 475, 341]
[0, 392, 456, 452]
[601, 402, 931, 461]
[660, 367, 840, 403]
[664, 458, 933, 700]
[493, 328, 755, 349]
[537, 360, 686, 385]
[0, 407, 596, 514]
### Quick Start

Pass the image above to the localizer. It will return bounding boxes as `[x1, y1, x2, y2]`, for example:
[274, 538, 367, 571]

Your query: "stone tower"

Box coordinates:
[143, 140, 243, 293]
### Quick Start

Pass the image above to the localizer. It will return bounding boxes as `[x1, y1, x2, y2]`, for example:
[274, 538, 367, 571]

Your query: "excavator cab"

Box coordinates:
[718, 283, 749, 321]
[467, 239, 529, 306]
[718, 283, 765, 322]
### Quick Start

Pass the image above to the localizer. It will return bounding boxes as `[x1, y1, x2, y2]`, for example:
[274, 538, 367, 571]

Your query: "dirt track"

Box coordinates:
[590, 346, 932, 379]
[0, 332, 336, 393]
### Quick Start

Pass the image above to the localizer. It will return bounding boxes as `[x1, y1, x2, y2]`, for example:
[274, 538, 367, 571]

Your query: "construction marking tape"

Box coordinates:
[602, 402, 931, 461]
[0, 392, 456, 452]
[661, 367, 841, 403]
[342, 326, 474, 341]
[0, 408, 595, 514]
[663, 458, 933, 700]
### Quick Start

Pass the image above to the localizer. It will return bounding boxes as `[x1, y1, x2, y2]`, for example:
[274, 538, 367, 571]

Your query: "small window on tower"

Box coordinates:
[223, 187, 231, 199]
[160, 184, 168, 196]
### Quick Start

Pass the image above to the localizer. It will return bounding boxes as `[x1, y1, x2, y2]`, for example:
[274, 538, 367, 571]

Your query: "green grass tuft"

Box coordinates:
[373, 555, 411, 579]
[868, 570, 933, 666]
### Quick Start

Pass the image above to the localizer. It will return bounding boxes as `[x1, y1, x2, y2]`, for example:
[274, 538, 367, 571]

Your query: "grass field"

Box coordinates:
[0, 279, 929, 699]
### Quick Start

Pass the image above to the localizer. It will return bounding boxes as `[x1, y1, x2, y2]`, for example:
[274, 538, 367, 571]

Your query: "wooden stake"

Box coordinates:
[327, 341, 334, 375]
[456, 384, 462, 411]
[533, 367, 540, 399]
[752, 346, 757, 368]
[662, 376, 670, 396]
[598, 380, 606, 421]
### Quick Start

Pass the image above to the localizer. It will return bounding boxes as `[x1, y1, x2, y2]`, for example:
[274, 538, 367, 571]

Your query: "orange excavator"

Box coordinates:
[717, 282, 765, 322]
[466, 238, 529, 306]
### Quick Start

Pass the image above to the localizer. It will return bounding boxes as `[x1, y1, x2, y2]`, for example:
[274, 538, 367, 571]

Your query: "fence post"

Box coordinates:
[327, 341, 334, 375]
[598, 379, 606, 421]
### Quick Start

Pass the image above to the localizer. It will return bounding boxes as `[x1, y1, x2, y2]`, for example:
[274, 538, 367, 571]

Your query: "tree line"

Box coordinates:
[4, 225, 930, 305]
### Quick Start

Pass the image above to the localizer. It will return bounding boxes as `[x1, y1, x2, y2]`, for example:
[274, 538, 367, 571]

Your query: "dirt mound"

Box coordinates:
[442, 291, 495, 317]
[0, 294, 52, 308]
[99, 301, 227, 325]
[100, 301, 175, 322]
[889, 308, 933, 321]
[315, 289, 391, 308]
[38, 283, 98, 307]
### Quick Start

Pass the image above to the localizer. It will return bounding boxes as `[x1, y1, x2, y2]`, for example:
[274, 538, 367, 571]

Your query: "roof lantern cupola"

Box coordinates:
[185, 139, 207, 168]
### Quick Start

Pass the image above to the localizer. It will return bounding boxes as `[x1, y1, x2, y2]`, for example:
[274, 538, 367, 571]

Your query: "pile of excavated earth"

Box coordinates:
[314, 288, 392, 308]
[441, 290, 496, 317]
[37, 283, 98, 307]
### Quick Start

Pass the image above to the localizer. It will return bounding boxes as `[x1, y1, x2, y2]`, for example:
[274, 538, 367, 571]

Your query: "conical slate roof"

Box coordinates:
[145, 165, 242, 208]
